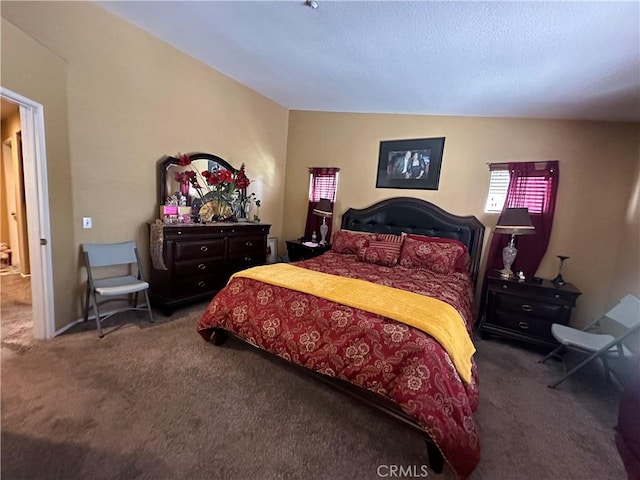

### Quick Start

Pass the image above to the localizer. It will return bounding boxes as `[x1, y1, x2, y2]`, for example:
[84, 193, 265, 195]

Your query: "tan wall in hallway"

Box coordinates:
[2, 2, 289, 327]
[0, 110, 21, 246]
[283, 111, 640, 326]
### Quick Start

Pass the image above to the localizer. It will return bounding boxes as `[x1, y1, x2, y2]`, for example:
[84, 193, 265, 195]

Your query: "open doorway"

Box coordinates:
[0, 88, 54, 341]
[1, 98, 33, 350]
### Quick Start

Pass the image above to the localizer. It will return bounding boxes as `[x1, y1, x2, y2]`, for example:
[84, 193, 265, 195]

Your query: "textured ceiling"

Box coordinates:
[97, 1, 640, 122]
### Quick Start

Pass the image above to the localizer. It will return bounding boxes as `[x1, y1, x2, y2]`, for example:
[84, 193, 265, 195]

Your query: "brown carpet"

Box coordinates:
[1, 272, 33, 354]
[0, 299, 626, 479]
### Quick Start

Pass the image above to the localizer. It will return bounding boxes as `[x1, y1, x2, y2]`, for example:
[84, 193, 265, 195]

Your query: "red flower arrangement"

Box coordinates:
[174, 153, 256, 221]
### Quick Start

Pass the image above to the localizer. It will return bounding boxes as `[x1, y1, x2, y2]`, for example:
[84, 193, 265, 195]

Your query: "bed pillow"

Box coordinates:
[331, 230, 375, 254]
[399, 234, 469, 274]
[375, 233, 404, 244]
[356, 240, 402, 267]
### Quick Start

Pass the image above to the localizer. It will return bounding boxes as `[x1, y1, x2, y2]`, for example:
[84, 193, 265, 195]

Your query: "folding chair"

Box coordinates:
[540, 294, 640, 388]
[82, 241, 154, 338]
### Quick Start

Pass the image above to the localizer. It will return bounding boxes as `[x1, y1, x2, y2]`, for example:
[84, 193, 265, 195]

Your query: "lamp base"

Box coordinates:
[501, 235, 518, 279]
[319, 217, 329, 245]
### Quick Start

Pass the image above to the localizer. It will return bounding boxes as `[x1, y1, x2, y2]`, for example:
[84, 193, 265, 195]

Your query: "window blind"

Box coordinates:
[485, 166, 551, 214]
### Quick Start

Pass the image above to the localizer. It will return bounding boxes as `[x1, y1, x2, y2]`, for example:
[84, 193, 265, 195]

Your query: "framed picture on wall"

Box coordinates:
[375, 137, 445, 190]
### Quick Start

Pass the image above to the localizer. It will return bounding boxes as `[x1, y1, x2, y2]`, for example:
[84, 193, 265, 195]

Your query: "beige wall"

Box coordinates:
[283, 111, 640, 326]
[1, 17, 75, 327]
[2, 2, 289, 329]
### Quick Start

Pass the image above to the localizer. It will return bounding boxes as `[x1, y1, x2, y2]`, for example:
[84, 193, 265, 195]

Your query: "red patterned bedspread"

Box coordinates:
[198, 252, 480, 477]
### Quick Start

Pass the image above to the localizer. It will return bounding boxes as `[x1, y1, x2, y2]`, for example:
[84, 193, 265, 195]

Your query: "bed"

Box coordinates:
[198, 197, 485, 477]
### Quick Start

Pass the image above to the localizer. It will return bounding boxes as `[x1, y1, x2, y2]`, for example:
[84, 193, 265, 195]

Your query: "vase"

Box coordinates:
[179, 182, 190, 205]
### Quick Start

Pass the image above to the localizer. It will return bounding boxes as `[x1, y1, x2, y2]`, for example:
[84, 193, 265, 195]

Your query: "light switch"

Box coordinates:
[82, 217, 92, 229]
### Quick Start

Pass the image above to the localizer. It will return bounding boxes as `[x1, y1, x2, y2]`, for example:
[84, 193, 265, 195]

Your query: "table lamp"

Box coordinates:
[494, 207, 535, 278]
[312, 198, 333, 245]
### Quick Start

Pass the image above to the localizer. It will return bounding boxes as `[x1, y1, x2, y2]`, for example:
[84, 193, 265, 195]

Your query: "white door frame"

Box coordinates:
[1, 87, 55, 339]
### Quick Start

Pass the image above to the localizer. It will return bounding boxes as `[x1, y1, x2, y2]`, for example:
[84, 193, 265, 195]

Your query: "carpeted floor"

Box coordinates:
[1, 272, 33, 354]
[0, 297, 626, 479]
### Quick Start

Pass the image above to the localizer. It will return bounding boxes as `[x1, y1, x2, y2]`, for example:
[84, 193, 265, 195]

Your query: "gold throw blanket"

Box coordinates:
[232, 263, 475, 383]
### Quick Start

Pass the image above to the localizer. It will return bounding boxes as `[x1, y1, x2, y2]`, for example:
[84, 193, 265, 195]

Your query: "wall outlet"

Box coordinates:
[82, 217, 92, 229]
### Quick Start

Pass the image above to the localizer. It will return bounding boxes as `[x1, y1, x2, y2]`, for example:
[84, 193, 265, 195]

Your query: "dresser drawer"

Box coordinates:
[228, 252, 265, 270]
[228, 235, 265, 254]
[171, 274, 225, 297]
[173, 239, 225, 261]
[173, 257, 225, 278]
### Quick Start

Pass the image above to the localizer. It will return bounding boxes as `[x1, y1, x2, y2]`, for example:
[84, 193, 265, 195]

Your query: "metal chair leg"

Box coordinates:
[90, 292, 104, 338]
[143, 290, 154, 324]
[601, 357, 612, 383]
[540, 344, 565, 364]
[83, 285, 91, 322]
[548, 349, 605, 388]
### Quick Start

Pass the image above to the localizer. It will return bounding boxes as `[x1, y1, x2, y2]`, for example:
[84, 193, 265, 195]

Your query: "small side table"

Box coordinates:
[479, 272, 582, 348]
[286, 239, 331, 262]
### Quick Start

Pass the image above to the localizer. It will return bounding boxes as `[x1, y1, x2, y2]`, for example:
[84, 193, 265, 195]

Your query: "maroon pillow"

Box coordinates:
[375, 233, 404, 244]
[331, 230, 375, 254]
[356, 240, 402, 266]
[399, 235, 469, 274]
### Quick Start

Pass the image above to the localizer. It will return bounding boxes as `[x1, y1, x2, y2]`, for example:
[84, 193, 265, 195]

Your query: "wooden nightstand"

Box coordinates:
[479, 272, 582, 348]
[286, 239, 331, 262]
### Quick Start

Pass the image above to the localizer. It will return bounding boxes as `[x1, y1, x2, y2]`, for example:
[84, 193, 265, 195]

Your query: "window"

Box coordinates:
[485, 164, 553, 214]
[305, 167, 340, 240]
[485, 169, 510, 213]
[308, 168, 339, 202]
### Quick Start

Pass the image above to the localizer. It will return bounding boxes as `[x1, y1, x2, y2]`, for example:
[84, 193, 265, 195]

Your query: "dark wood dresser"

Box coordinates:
[479, 272, 581, 348]
[149, 223, 270, 315]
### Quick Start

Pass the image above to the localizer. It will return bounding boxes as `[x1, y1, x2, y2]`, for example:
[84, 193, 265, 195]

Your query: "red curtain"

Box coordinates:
[304, 168, 339, 241]
[486, 161, 560, 278]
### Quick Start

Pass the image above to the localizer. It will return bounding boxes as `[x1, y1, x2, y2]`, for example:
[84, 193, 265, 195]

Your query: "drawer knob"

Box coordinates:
[177, 231, 182, 235]
[521, 304, 533, 312]
[198, 263, 206, 270]
[244, 256, 252, 262]
[197, 281, 206, 288]
[518, 321, 529, 330]
[246, 241, 253, 246]
[502, 284, 508, 289]
[200, 246, 208, 252]
[554, 294, 560, 298]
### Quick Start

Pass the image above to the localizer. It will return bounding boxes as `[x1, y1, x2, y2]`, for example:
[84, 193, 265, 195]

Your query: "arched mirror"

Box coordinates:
[158, 152, 247, 221]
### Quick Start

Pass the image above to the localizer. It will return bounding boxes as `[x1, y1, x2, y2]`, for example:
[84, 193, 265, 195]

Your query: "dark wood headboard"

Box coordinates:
[341, 197, 485, 288]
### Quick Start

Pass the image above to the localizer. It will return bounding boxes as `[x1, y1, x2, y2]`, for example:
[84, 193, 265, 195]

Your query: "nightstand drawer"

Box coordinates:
[493, 294, 569, 324]
[491, 308, 555, 340]
[487, 277, 579, 307]
[491, 294, 569, 340]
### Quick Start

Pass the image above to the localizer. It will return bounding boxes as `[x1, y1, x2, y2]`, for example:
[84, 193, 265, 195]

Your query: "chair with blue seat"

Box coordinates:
[540, 294, 640, 388]
[82, 241, 154, 338]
